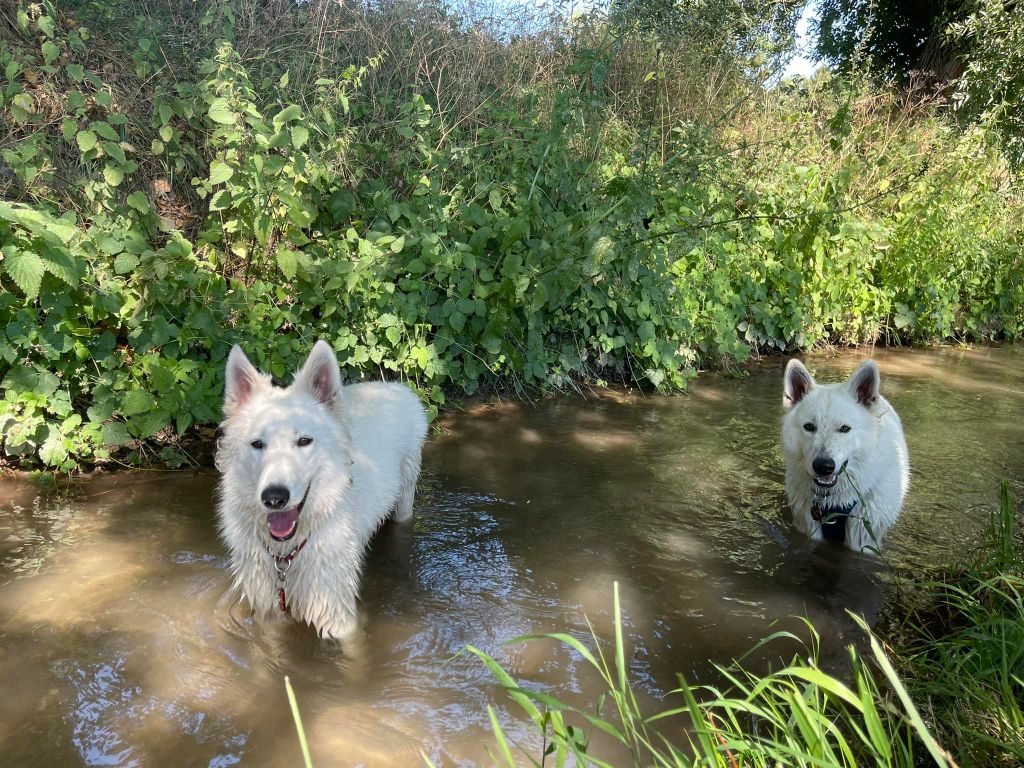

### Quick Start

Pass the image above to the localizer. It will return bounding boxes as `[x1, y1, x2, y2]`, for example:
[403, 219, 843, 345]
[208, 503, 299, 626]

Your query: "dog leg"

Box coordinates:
[394, 451, 421, 521]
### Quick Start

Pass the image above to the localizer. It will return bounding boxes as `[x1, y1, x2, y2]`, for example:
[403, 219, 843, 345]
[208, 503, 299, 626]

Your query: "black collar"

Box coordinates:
[812, 499, 858, 544]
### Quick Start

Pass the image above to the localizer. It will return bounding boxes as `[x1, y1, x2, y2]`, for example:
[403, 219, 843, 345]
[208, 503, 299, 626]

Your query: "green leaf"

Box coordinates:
[449, 309, 466, 332]
[88, 398, 116, 424]
[130, 411, 169, 439]
[207, 98, 235, 125]
[3, 249, 45, 298]
[97, 234, 124, 255]
[39, 426, 69, 467]
[276, 246, 298, 279]
[114, 252, 140, 274]
[103, 141, 126, 163]
[61, 117, 78, 141]
[36, 15, 55, 38]
[208, 189, 232, 211]
[126, 191, 150, 213]
[273, 104, 302, 129]
[0, 202, 78, 248]
[42, 40, 59, 64]
[103, 165, 125, 186]
[291, 125, 309, 149]
[93, 121, 119, 141]
[76, 130, 97, 152]
[66, 63, 85, 82]
[209, 160, 233, 185]
[101, 421, 131, 446]
[121, 389, 156, 417]
[41, 248, 83, 285]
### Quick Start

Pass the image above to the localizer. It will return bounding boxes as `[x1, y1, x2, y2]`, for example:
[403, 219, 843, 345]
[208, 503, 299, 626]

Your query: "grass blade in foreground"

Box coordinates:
[472, 582, 951, 767]
[285, 675, 315, 768]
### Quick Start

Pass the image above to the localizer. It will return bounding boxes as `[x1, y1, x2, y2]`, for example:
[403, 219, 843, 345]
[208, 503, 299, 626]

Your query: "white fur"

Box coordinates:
[215, 340, 427, 638]
[781, 358, 910, 552]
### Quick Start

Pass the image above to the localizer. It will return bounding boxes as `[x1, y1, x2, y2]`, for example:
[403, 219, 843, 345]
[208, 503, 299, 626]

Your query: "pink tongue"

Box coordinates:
[267, 508, 300, 539]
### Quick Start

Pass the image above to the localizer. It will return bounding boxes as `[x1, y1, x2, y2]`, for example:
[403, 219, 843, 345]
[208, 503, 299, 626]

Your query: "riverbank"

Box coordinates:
[2, 1, 1022, 472]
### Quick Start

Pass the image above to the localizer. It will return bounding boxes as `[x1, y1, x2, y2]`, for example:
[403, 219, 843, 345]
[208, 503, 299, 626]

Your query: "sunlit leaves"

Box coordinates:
[207, 97, 235, 124]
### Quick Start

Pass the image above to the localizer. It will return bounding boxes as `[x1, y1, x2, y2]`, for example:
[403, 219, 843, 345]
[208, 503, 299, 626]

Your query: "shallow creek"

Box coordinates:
[1, 346, 1022, 766]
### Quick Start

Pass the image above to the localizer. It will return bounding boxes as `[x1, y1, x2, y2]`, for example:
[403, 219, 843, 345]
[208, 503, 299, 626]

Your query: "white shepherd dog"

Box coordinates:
[216, 340, 427, 639]
[781, 358, 909, 552]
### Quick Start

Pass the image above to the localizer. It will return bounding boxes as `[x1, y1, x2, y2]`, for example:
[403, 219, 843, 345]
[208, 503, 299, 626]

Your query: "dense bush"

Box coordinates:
[1, 0, 1021, 469]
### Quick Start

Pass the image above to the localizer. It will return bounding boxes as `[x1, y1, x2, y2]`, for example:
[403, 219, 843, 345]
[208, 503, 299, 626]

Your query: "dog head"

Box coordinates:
[781, 358, 882, 489]
[219, 340, 351, 546]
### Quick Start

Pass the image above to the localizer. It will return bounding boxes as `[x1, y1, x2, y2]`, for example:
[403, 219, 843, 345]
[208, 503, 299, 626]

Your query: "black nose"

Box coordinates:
[261, 485, 290, 510]
[812, 456, 836, 476]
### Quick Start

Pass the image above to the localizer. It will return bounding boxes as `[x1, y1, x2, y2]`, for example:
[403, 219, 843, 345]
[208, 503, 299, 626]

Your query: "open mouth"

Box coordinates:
[812, 460, 848, 489]
[266, 484, 311, 542]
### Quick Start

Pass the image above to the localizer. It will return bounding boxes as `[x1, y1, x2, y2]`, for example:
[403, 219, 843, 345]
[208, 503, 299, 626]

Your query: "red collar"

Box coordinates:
[265, 538, 308, 612]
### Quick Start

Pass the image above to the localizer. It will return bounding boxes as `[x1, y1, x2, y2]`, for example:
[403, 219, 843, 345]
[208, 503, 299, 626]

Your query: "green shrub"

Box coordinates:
[1, 1, 1021, 469]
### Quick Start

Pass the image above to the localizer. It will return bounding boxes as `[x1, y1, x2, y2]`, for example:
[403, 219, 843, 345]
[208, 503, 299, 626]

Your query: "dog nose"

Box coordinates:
[261, 485, 290, 510]
[812, 456, 836, 476]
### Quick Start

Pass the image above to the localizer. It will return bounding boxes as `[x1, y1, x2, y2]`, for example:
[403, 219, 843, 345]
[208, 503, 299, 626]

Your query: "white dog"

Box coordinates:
[781, 359, 909, 552]
[216, 340, 427, 639]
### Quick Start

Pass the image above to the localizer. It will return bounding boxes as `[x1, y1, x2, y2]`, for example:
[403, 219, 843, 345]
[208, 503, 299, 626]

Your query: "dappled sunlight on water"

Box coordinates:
[1, 345, 1022, 765]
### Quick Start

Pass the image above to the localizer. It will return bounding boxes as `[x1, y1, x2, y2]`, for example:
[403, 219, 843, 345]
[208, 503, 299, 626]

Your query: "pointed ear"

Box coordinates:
[848, 360, 880, 408]
[295, 340, 341, 407]
[783, 359, 815, 409]
[224, 345, 265, 415]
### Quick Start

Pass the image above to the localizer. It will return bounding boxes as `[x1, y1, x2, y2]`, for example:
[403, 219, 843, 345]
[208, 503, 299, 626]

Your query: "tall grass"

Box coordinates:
[470, 583, 957, 767]
[890, 481, 1024, 765]
[473, 484, 1022, 767]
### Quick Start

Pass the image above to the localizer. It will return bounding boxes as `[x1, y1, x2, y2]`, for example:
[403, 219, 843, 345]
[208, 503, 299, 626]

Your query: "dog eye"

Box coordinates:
[839, 425, 851, 433]
[297, 436, 313, 447]
[250, 439, 265, 450]
[802, 422, 817, 433]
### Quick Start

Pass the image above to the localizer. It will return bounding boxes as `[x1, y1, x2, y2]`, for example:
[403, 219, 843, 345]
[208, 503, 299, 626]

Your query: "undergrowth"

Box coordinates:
[1, 0, 1022, 469]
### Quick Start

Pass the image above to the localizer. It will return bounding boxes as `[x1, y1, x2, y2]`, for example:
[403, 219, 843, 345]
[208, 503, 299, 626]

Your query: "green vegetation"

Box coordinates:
[473, 483, 1023, 767]
[1, 0, 1022, 470]
[886, 481, 1024, 765]
[815, 0, 1024, 169]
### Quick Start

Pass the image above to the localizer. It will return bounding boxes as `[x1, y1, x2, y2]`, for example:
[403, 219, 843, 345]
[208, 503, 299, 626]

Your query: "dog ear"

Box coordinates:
[296, 340, 342, 407]
[783, 359, 815, 409]
[224, 345, 264, 414]
[848, 359, 880, 408]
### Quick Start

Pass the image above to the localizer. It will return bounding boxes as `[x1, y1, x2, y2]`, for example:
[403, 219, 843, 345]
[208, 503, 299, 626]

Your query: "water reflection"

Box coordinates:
[0, 345, 1021, 765]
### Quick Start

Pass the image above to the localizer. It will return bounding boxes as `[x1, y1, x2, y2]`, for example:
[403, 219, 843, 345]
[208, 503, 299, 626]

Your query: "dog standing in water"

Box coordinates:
[216, 340, 427, 639]
[782, 358, 909, 552]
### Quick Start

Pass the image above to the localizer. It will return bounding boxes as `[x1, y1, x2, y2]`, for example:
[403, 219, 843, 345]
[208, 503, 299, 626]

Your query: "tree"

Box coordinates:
[813, 0, 967, 83]
[610, 0, 804, 72]
[950, 0, 1024, 169]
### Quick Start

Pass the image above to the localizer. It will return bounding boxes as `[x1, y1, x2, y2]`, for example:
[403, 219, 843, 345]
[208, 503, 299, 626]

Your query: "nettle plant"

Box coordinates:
[1, 5, 225, 469]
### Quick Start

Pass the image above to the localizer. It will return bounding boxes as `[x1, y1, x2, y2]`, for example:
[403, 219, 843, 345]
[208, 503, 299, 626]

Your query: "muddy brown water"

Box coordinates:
[2, 346, 1022, 766]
